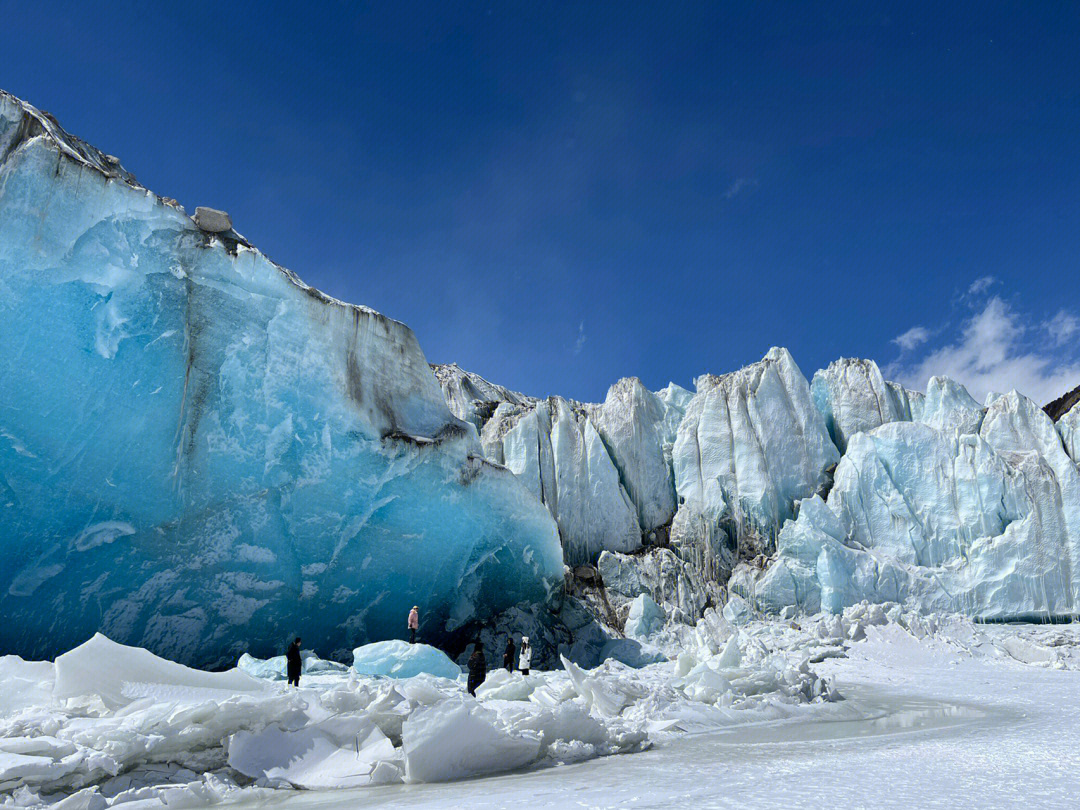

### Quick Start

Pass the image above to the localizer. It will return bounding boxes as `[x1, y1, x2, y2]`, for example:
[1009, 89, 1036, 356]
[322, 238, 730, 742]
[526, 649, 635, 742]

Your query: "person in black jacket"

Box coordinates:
[467, 641, 487, 696]
[503, 637, 516, 671]
[286, 637, 302, 687]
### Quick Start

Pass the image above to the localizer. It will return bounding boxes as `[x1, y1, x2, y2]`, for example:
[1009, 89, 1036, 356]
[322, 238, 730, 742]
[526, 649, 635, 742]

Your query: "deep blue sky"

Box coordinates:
[5, 1, 1079, 403]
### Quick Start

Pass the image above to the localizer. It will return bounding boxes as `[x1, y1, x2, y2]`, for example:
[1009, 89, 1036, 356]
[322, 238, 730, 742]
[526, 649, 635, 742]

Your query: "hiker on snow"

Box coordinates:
[467, 641, 487, 696]
[503, 637, 516, 671]
[286, 636, 302, 687]
[408, 606, 419, 643]
[518, 636, 532, 676]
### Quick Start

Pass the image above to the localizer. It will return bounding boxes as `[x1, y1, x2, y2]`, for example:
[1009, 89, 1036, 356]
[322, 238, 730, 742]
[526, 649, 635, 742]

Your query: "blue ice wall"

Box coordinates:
[0, 91, 564, 666]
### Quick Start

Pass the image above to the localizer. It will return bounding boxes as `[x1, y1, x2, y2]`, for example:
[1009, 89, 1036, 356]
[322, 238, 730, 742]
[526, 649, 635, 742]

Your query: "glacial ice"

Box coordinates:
[351, 641, 461, 680]
[670, 348, 840, 580]
[1060, 401, 1080, 464]
[0, 90, 563, 666]
[810, 357, 914, 453]
[916, 375, 985, 435]
[623, 595, 666, 639]
[590, 378, 681, 534]
[744, 390, 1080, 619]
[401, 698, 542, 782]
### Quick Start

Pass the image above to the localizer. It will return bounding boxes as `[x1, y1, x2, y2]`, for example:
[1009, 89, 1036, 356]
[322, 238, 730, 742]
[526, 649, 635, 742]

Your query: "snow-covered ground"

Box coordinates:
[3, 611, 1080, 808]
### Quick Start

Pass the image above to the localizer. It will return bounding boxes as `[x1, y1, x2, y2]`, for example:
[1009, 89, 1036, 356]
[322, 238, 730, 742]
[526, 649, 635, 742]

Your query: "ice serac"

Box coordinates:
[670, 348, 840, 581]
[590, 378, 680, 534]
[745, 388, 1080, 620]
[548, 397, 642, 564]
[0, 90, 564, 665]
[431, 363, 531, 435]
[916, 376, 985, 435]
[1059, 401, 1080, 464]
[810, 357, 912, 454]
[432, 365, 646, 566]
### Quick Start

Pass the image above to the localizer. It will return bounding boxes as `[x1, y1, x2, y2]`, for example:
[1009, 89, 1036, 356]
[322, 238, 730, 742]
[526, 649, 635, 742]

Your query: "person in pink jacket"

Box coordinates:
[408, 605, 419, 643]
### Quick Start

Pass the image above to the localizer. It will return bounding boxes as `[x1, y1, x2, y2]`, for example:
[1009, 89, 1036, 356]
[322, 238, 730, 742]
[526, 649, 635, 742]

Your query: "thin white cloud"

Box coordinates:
[886, 295, 1080, 406]
[1046, 310, 1080, 347]
[572, 321, 587, 355]
[724, 177, 757, 200]
[967, 276, 996, 295]
[893, 326, 930, 352]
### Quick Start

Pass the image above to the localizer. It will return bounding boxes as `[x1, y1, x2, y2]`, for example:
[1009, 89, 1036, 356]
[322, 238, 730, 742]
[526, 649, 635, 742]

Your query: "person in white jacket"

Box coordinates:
[518, 636, 532, 676]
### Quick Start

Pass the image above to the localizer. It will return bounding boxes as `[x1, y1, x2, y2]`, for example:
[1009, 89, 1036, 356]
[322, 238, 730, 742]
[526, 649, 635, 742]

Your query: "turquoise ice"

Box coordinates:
[0, 91, 563, 666]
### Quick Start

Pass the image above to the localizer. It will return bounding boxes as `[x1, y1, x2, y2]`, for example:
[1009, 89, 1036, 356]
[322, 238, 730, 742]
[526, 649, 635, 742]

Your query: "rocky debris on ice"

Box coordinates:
[430, 363, 534, 433]
[0, 89, 564, 665]
[598, 547, 718, 625]
[191, 206, 232, 233]
[1044, 382, 1080, 422]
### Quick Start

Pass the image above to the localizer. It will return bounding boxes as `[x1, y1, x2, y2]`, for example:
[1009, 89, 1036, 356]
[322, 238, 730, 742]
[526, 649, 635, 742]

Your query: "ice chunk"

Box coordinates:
[624, 594, 666, 639]
[352, 641, 461, 680]
[401, 697, 541, 782]
[237, 650, 348, 680]
[0, 656, 57, 718]
[228, 716, 400, 788]
[53, 634, 268, 709]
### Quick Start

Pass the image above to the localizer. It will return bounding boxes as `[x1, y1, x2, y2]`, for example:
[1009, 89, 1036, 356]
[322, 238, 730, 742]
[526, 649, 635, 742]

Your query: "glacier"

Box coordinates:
[0, 90, 564, 666]
[3, 84, 1080, 684]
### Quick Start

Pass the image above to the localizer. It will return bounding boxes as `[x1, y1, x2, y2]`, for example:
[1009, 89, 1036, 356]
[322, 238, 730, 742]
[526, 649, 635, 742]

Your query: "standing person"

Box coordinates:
[408, 606, 419, 644]
[518, 636, 531, 676]
[286, 637, 302, 687]
[503, 637, 516, 671]
[467, 641, 487, 696]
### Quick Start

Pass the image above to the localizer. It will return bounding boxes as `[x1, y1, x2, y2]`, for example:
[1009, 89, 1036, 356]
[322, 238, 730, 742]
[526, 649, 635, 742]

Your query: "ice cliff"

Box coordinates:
[0, 90, 564, 666]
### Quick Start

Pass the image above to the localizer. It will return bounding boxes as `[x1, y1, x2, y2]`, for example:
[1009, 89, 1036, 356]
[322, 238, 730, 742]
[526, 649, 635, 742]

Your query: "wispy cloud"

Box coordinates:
[724, 177, 757, 200]
[572, 321, 587, 355]
[967, 275, 996, 296]
[892, 326, 930, 352]
[1045, 310, 1080, 347]
[885, 286, 1080, 406]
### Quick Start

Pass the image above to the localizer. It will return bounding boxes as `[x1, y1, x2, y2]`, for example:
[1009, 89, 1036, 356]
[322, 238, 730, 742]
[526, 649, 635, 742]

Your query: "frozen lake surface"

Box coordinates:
[229, 626, 1080, 809]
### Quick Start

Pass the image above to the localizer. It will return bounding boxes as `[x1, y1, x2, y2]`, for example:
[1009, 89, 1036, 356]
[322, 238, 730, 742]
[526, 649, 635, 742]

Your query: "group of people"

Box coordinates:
[465, 634, 532, 695]
[282, 606, 534, 693]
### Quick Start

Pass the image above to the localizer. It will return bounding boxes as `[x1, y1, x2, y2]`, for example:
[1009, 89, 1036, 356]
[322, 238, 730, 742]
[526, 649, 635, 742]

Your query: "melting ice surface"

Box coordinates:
[0, 91, 563, 666]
